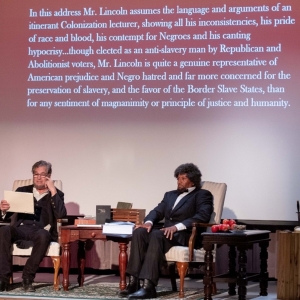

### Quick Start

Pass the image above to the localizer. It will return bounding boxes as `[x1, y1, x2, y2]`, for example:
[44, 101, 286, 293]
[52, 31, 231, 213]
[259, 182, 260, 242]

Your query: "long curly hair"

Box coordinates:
[174, 163, 202, 188]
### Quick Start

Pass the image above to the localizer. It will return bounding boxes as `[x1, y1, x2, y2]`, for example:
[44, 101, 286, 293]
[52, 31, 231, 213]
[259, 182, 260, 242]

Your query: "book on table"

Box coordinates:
[102, 221, 135, 235]
[116, 202, 133, 209]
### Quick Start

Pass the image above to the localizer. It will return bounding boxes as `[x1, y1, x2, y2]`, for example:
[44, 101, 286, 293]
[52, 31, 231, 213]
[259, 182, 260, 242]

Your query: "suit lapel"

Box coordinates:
[169, 192, 178, 211]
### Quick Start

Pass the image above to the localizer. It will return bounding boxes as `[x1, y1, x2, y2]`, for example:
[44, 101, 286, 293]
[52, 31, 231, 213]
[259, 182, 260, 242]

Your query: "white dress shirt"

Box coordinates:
[173, 187, 195, 231]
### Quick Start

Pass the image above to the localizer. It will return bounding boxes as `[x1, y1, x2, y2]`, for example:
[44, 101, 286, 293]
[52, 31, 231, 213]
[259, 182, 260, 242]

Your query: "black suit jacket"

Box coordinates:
[144, 187, 213, 246]
[1, 185, 66, 242]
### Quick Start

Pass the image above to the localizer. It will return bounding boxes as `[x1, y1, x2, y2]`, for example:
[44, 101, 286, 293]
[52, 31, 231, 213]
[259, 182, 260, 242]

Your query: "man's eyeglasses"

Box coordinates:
[33, 173, 48, 178]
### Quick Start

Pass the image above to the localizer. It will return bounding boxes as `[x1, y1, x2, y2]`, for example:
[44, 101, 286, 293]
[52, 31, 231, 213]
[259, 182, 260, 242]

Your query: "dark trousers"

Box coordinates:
[126, 228, 181, 286]
[0, 225, 51, 282]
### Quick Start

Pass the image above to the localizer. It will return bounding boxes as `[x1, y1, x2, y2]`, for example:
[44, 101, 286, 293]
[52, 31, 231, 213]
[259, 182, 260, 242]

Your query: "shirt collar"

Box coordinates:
[33, 187, 49, 201]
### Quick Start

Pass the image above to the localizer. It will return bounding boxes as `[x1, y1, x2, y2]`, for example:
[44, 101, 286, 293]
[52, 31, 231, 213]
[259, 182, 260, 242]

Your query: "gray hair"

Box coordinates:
[32, 160, 52, 175]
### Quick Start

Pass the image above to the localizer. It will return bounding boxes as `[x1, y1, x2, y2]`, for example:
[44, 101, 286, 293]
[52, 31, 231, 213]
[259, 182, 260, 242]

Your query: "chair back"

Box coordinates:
[202, 181, 227, 225]
[12, 179, 63, 191]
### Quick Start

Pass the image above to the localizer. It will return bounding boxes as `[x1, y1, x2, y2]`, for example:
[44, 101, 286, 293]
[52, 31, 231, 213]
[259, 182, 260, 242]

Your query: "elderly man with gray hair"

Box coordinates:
[0, 160, 66, 292]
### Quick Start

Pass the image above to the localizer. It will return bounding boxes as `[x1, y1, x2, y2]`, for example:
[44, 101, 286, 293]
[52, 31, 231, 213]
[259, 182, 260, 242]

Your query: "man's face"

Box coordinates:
[32, 166, 50, 190]
[177, 173, 194, 192]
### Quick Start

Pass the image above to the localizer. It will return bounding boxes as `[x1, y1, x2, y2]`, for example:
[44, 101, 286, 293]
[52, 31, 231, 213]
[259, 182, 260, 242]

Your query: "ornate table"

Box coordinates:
[60, 225, 131, 291]
[202, 230, 270, 300]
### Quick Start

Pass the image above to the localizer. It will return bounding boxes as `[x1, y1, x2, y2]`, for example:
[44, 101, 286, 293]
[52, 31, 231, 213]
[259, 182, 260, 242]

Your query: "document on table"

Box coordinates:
[4, 190, 34, 214]
[102, 221, 135, 235]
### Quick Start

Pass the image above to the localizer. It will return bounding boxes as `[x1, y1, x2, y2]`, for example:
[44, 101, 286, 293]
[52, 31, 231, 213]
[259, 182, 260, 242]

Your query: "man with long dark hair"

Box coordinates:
[120, 163, 213, 299]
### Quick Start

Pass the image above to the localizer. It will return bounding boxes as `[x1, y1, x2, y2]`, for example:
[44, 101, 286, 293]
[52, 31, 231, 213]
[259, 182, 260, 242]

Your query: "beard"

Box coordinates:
[177, 186, 188, 193]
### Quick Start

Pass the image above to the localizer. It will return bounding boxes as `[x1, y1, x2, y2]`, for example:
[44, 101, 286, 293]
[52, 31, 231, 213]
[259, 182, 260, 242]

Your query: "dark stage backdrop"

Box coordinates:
[0, 0, 299, 220]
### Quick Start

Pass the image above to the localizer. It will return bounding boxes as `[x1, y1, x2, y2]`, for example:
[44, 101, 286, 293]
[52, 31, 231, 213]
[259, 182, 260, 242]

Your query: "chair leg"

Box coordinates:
[168, 263, 177, 291]
[51, 256, 61, 291]
[176, 262, 189, 298]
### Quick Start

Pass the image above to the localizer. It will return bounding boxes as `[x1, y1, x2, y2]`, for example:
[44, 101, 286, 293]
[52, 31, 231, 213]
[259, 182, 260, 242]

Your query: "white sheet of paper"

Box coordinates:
[4, 190, 34, 214]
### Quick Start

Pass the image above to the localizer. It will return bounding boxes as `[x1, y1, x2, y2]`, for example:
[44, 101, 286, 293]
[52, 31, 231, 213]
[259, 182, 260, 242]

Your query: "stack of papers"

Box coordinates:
[102, 221, 135, 235]
[4, 191, 34, 214]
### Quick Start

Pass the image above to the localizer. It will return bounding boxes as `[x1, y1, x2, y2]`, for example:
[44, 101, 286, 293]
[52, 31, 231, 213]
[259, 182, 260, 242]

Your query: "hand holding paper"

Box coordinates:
[4, 191, 34, 214]
[0, 199, 10, 213]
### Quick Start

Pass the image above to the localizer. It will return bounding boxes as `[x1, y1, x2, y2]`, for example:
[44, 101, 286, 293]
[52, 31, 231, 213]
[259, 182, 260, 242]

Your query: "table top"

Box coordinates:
[202, 229, 270, 236]
[202, 230, 270, 245]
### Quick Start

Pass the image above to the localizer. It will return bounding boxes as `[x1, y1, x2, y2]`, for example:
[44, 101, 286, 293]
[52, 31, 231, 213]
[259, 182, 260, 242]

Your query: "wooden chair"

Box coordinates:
[165, 181, 227, 298]
[10, 179, 64, 290]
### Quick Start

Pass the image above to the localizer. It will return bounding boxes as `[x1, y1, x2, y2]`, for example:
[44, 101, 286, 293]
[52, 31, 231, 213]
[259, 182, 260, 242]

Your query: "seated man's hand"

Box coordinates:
[45, 177, 57, 196]
[139, 222, 152, 233]
[160, 226, 177, 240]
[0, 200, 10, 213]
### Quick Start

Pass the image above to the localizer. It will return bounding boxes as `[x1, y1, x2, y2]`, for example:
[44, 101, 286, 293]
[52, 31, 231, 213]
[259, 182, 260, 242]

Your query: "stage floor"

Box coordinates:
[1, 269, 278, 300]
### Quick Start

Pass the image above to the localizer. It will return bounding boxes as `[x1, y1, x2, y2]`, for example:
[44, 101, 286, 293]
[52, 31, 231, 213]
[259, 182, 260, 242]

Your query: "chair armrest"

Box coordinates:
[57, 218, 68, 224]
[56, 218, 69, 245]
[188, 223, 215, 261]
[188, 226, 197, 261]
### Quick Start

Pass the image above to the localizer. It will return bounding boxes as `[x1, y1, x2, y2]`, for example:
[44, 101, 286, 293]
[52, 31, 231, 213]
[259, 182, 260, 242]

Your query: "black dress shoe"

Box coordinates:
[22, 279, 35, 292]
[0, 280, 8, 292]
[119, 275, 140, 297]
[128, 279, 157, 299]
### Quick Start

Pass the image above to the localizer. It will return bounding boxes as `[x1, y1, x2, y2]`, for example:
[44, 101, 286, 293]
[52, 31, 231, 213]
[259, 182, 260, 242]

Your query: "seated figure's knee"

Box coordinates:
[34, 230, 51, 244]
[0, 225, 12, 238]
[132, 227, 147, 238]
[149, 229, 165, 240]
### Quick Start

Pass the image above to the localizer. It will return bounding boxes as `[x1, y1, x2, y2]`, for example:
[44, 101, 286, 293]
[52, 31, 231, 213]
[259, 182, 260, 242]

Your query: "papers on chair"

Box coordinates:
[102, 221, 135, 235]
[4, 190, 34, 214]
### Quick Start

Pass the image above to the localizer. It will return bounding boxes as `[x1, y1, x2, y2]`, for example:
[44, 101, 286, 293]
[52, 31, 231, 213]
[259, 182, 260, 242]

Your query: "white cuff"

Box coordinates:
[175, 223, 186, 231]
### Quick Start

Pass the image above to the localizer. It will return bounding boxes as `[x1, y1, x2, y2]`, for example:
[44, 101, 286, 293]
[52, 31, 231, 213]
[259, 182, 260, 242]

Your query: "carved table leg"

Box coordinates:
[259, 240, 269, 296]
[118, 242, 128, 290]
[203, 243, 214, 300]
[77, 240, 86, 287]
[62, 242, 70, 291]
[228, 245, 237, 295]
[237, 246, 247, 300]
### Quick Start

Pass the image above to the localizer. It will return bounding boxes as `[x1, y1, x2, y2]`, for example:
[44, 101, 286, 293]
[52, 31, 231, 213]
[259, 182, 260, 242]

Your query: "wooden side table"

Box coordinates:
[202, 230, 270, 300]
[60, 225, 131, 291]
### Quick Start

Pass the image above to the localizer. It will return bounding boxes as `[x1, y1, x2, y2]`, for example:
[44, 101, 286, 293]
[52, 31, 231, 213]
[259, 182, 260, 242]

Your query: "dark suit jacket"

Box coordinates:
[1, 185, 66, 242]
[144, 187, 213, 246]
